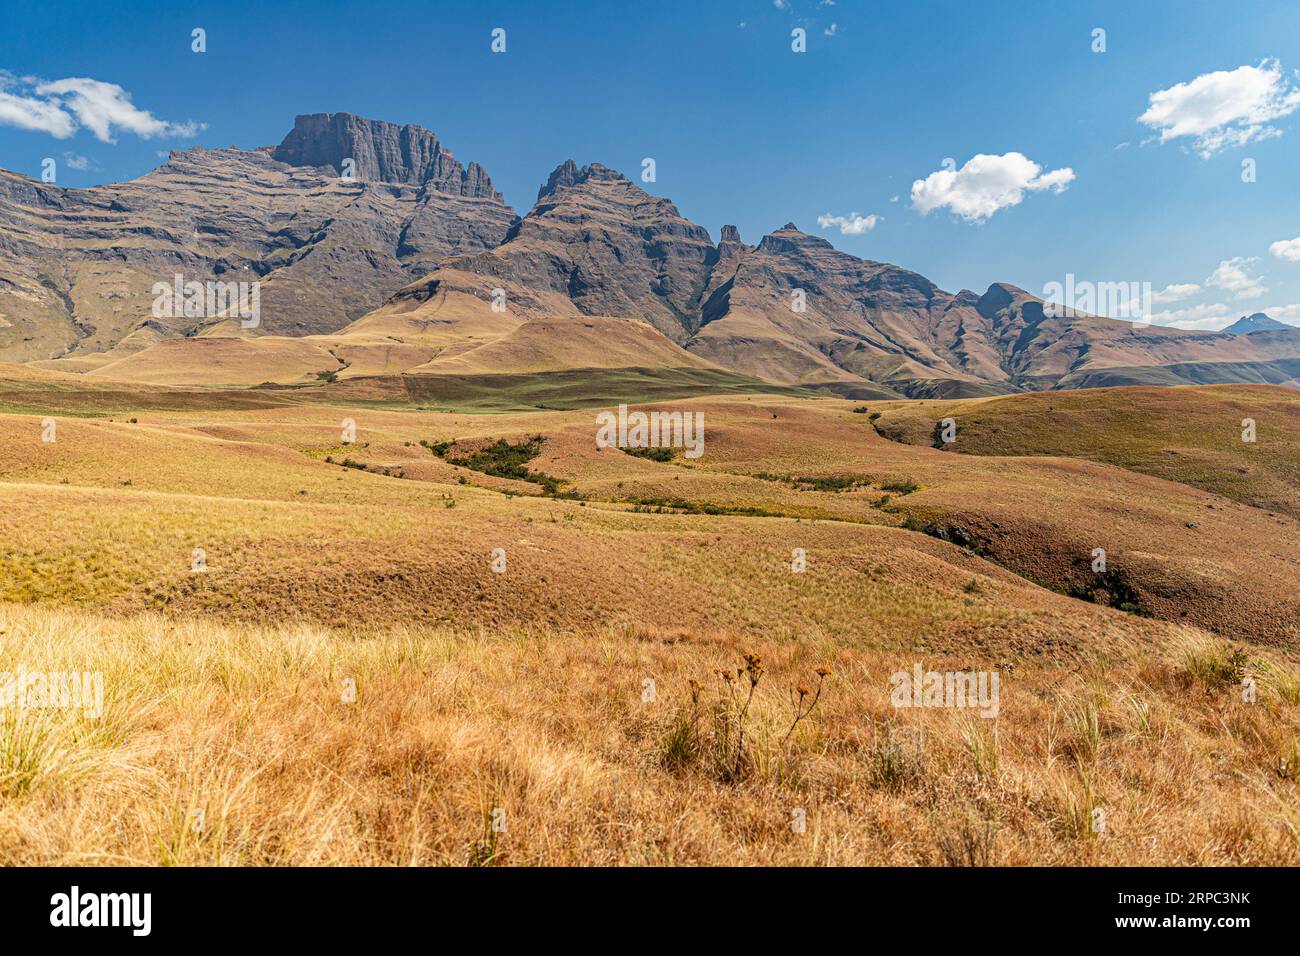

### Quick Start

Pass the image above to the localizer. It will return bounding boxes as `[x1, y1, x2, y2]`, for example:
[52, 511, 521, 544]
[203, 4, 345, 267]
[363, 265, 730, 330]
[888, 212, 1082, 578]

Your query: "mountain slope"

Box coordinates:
[0, 113, 516, 363]
[379, 160, 1300, 396]
[7, 134, 1300, 396]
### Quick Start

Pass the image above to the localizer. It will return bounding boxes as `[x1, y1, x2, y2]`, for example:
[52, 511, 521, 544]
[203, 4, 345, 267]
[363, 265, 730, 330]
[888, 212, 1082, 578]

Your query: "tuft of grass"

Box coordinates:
[1183, 640, 1249, 689]
[1062, 696, 1102, 763]
[870, 722, 927, 793]
[959, 713, 1000, 780]
[1256, 659, 1300, 705]
[936, 813, 996, 866]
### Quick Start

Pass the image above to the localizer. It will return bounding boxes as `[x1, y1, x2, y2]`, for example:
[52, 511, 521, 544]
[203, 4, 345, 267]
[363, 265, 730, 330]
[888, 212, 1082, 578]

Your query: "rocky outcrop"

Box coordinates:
[386, 168, 1300, 397]
[394, 160, 719, 341]
[272, 113, 502, 199]
[5, 120, 1300, 392]
[0, 116, 515, 360]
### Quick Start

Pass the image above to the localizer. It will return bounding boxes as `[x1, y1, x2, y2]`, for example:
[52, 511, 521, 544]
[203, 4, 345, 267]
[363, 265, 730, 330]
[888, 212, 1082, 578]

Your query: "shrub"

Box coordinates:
[622, 446, 675, 463]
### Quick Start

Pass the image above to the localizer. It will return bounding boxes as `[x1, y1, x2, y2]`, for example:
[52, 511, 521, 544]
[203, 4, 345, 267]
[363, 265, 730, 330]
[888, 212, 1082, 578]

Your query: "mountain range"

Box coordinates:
[3, 111, 1300, 397]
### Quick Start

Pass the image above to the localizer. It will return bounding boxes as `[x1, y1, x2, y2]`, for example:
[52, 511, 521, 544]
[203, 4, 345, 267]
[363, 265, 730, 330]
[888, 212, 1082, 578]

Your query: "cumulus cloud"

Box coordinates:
[1154, 300, 1300, 331]
[1152, 282, 1202, 304]
[0, 72, 74, 138]
[1138, 59, 1300, 157]
[61, 151, 92, 171]
[910, 152, 1075, 222]
[1206, 257, 1267, 300]
[817, 211, 879, 235]
[1269, 236, 1300, 262]
[824, 23, 838, 37]
[1260, 303, 1300, 324]
[1149, 302, 1235, 330]
[0, 72, 203, 143]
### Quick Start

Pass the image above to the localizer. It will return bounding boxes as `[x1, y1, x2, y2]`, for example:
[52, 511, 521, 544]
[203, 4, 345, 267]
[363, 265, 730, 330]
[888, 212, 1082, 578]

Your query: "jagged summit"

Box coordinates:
[0, 112, 516, 355]
[272, 112, 501, 199]
[536, 160, 630, 200]
[756, 224, 836, 256]
[3, 108, 1300, 395]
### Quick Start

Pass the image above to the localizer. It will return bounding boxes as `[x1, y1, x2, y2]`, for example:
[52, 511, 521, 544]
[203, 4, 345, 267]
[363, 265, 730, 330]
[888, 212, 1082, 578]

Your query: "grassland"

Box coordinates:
[0, 371, 1297, 864]
[871, 384, 1300, 519]
[2, 604, 1298, 865]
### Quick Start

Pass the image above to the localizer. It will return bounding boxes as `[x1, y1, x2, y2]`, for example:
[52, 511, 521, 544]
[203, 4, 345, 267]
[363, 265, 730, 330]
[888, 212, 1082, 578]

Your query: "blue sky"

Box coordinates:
[3, 0, 1300, 329]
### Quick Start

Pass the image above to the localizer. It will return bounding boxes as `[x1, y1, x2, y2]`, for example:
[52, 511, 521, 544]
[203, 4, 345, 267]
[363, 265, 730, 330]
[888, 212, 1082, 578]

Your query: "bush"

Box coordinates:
[424, 435, 566, 495]
[623, 446, 676, 463]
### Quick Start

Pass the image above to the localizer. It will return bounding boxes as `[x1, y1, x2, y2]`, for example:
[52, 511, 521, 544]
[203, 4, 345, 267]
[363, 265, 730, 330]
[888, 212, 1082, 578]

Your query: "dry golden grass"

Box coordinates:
[0, 380, 1298, 865]
[871, 384, 1300, 519]
[0, 604, 1296, 865]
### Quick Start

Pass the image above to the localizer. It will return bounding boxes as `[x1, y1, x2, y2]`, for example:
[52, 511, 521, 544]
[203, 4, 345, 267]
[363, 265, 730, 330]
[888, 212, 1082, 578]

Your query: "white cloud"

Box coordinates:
[1152, 282, 1201, 304]
[1206, 257, 1267, 300]
[0, 72, 74, 138]
[818, 211, 880, 235]
[1138, 59, 1300, 157]
[0, 72, 203, 143]
[1154, 301, 1300, 330]
[910, 152, 1075, 222]
[824, 23, 838, 37]
[1149, 303, 1231, 330]
[61, 151, 91, 170]
[1269, 236, 1300, 262]
[1260, 303, 1300, 324]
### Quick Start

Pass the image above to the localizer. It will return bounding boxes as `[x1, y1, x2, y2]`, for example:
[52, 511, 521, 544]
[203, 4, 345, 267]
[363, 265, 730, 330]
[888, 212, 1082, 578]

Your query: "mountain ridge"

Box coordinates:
[3, 112, 1300, 394]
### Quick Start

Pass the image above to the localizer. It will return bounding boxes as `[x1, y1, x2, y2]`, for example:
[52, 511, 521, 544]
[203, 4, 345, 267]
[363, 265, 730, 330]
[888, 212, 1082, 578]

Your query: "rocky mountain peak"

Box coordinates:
[536, 160, 630, 200]
[271, 112, 502, 200]
[976, 282, 1031, 319]
[756, 223, 835, 256]
[719, 224, 743, 245]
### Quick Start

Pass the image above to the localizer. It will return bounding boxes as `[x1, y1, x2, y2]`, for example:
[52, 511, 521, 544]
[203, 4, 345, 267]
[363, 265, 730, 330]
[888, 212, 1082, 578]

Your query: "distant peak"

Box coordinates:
[536, 160, 630, 200]
[1224, 312, 1290, 334]
[719, 224, 742, 244]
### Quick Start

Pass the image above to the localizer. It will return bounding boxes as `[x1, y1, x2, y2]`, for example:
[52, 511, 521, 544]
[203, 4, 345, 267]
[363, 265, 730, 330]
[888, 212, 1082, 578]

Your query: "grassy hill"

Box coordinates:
[871, 384, 1300, 519]
[0, 380, 1297, 864]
